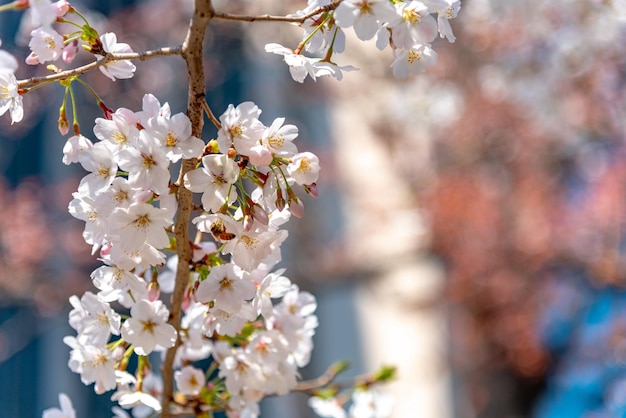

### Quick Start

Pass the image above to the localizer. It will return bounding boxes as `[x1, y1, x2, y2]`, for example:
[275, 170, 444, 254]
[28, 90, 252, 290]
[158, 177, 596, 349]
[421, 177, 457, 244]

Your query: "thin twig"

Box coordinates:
[202, 98, 221, 130]
[212, 3, 339, 24]
[295, 362, 347, 392]
[17, 46, 182, 88]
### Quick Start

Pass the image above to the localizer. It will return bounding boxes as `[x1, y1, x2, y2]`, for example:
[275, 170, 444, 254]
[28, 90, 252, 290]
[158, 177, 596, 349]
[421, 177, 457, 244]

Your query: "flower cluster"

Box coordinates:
[24, 0, 135, 80]
[266, 0, 461, 82]
[62, 93, 320, 416]
[0, 0, 443, 416]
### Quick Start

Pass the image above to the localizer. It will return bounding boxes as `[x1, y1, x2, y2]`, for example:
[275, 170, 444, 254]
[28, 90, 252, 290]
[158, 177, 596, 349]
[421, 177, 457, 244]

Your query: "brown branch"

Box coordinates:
[16, 46, 182, 88]
[295, 361, 350, 392]
[202, 99, 221, 130]
[160, 1, 214, 417]
[212, 3, 339, 24]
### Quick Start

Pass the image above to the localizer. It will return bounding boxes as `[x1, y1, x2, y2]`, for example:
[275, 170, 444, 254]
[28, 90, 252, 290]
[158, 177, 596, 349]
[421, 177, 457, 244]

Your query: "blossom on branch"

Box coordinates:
[97, 32, 136, 81]
[120, 299, 177, 355]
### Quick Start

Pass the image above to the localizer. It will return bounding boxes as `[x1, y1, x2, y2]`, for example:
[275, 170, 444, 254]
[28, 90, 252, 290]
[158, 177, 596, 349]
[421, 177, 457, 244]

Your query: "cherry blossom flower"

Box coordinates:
[116, 130, 171, 195]
[287, 151, 321, 186]
[107, 240, 166, 271]
[64, 336, 119, 394]
[195, 263, 256, 313]
[184, 154, 240, 212]
[111, 371, 163, 413]
[136, 93, 171, 125]
[260, 117, 299, 157]
[68, 191, 109, 253]
[217, 101, 265, 155]
[91, 263, 147, 307]
[62, 134, 93, 165]
[203, 303, 258, 337]
[42, 393, 76, 418]
[388, 1, 438, 49]
[97, 32, 136, 81]
[174, 365, 206, 396]
[425, 0, 461, 41]
[0, 71, 23, 124]
[77, 141, 118, 193]
[223, 228, 288, 272]
[390, 43, 438, 78]
[110, 202, 173, 251]
[334, 0, 397, 41]
[265, 43, 354, 83]
[27, 26, 63, 64]
[144, 112, 204, 162]
[251, 268, 292, 319]
[93, 109, 140, 151]
[93, 177, 135, 217]
[121, 299, 177, 355]
[68, 291, 121, 346]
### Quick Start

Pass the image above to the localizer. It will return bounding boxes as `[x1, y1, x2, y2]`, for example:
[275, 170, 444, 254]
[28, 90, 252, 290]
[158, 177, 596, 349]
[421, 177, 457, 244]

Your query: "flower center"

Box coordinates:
[407, 50, 422, 64]
[166, 132, 177, 147]
[142, 319, 156, 333]
[133, 214, 151, 231]
[403, 9, 421, 24]
[219, 276, 234, 291]
[142, 153, 156, 168]
[357, 1, 373, 15]
[240, 235, 258, 249]
[113, 131, 127, 144]
[45, 35, 56, 51]
[268, 134, 285, 148]
[229, 123, 244, 139]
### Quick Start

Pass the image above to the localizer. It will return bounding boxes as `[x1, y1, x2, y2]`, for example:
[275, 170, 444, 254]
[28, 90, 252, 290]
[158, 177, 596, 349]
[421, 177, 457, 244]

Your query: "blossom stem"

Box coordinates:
[69, 7, 91, 26]
[74, 77, 103, 103]
[0, 1, 19, 13]
[68, 82, 80, 133]
[296, 11, 332, 54]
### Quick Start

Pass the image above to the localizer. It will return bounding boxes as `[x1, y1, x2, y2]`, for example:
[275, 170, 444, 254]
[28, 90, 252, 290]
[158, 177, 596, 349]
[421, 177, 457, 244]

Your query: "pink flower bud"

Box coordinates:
[289, 197, 304, 218]
[276, 195, 286, 212]
[62, 40, 78, 64]
[147, 280, 160, 302]
[182, 287, 191, 311]
[58, 115, 69, 135]
[243, 214, 254, 232]
[251, 204, 269, 226]
[100, 242, 112, 256]
[25, 52, 40, 65]
[248, 145, 273, 166]
[52, 0, 71, 17]
[134, 189, 154, 203]
[304, 182, 319, 198]
[98, 101, 114, 120]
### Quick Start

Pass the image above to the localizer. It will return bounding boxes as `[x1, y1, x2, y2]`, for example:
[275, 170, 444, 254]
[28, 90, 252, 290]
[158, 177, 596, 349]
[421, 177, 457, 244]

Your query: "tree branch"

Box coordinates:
[161, 1, 214, 417]
[16, 46, 182, 89]
[212, 3, 339, 24]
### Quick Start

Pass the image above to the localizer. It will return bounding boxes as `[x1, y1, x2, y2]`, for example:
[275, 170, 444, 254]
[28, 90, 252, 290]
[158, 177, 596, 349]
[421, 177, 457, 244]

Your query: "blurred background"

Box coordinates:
[2, 0, 626, 417]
